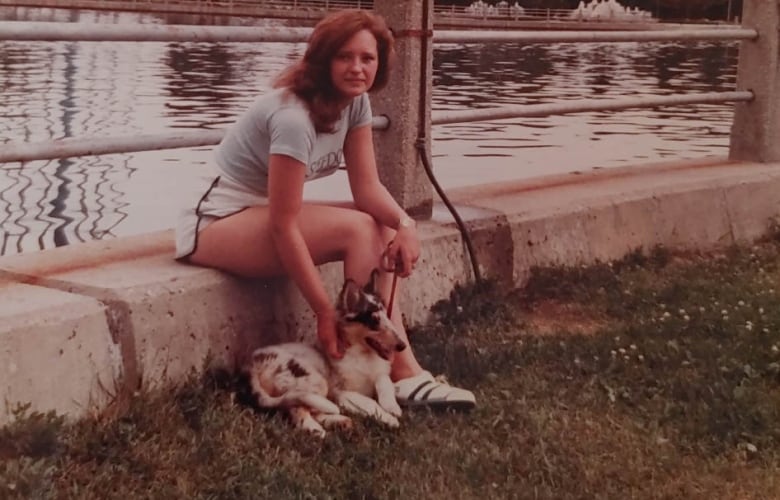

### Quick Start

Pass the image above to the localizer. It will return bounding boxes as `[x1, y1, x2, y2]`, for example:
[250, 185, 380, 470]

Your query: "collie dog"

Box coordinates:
[245, 270, 406, 437]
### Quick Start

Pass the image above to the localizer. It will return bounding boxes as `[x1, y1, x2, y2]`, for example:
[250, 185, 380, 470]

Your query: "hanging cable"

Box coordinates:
[416, 141, 481, 282]
[414, 0, 482, 282]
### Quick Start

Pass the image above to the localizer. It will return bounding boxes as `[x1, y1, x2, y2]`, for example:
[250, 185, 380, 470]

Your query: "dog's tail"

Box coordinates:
[251, 382, 340, 415]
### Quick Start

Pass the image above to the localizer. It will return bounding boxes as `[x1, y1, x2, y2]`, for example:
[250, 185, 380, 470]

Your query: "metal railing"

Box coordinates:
[0, 21, 756, 43]
[433, 92, 753, 126]
[434, 28, 755, 44]
[0, 1, 640, 23]
[0, 0, 372, 16]
[433, 5, 614, 21]
[0, 22, 757, 163]
[0, 93, 753, 164]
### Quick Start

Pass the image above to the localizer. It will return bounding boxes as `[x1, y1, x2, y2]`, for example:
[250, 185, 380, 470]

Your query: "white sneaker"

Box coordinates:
[394, 371, 476, 411]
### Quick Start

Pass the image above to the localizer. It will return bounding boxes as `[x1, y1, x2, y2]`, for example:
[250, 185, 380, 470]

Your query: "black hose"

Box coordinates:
[416, 140, 482, 282]
[415, 0, 481, 282]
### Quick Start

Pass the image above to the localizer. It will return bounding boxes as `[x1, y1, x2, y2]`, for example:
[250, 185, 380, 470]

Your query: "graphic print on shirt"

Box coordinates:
[308, 149, 344, 180]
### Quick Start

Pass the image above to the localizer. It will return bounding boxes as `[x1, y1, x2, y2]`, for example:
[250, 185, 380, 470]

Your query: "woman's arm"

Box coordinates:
[344, 124, 408, 228]
[343, 124, 419, 277]
[268, 153, 341, 357]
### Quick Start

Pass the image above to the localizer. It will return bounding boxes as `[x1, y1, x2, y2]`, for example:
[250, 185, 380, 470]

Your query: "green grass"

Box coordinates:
[2, 238, 780, 499]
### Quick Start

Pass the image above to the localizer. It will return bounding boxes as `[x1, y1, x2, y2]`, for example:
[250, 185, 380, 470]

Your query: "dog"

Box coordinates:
[244, 269, 406, 437]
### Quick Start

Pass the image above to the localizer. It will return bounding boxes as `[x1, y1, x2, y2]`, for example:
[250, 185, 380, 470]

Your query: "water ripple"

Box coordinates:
[0, 9, 741, 255]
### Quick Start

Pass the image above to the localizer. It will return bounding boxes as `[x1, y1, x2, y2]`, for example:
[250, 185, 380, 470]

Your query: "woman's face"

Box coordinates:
[330, 29, 379, 100]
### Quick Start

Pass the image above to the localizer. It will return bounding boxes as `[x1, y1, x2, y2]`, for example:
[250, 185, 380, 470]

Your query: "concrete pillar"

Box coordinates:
[372, 0, 434, 219]
[729, 0, 780, 162]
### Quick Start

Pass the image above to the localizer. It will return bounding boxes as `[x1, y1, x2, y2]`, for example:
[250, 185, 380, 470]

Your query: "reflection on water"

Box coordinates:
[0, 8, 739, 255]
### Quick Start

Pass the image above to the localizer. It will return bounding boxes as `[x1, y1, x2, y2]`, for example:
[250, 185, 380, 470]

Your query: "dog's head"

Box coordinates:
[337, 269, 407, 360]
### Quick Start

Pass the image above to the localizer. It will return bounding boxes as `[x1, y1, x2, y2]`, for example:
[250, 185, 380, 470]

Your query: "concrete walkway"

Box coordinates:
[1, 157, 779, 425]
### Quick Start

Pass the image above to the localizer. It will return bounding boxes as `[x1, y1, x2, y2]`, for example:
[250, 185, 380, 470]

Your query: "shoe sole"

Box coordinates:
[399, 400, 476, 412]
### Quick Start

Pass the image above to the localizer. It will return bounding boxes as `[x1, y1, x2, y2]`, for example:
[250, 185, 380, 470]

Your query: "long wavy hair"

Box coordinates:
[274, 9, 395, 133]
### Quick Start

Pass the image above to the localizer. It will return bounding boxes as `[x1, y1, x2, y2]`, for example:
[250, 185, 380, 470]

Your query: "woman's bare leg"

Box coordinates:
[188, 201, 424, 381]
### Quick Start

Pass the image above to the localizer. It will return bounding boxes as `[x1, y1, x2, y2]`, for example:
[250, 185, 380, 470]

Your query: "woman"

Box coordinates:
[175, 9, 475, 410]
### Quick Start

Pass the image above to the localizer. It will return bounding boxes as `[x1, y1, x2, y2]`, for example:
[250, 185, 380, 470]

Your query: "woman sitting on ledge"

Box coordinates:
[174, 9, 475, 411]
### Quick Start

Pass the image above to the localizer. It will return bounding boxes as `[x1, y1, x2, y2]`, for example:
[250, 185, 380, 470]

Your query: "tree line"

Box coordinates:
[438, 0, 743, 21]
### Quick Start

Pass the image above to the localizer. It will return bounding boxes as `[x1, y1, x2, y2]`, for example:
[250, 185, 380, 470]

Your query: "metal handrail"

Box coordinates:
[0, 92, 751, 164]
[434, 28, 757, 44]
[0, 0, 371, 13]
[0, 22, 313, 42]
[0, 21, 757, 43]
[0, 116, 389, 163]
[433, 91, 752, 125]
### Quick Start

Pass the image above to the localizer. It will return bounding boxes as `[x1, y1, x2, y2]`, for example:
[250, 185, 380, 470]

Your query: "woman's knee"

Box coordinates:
[307, 201, 394, 246]
[345, 211, 386, 250]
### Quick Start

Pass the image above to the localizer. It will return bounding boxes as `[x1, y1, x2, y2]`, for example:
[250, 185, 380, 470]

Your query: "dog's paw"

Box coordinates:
[300, 419, 327, 438]
[334, 418, 354, 432]
[377, 413, 399, 428]
[368, 407, 399, 428]
[379, 397, 402, 418]
[318, 413, 353, 432]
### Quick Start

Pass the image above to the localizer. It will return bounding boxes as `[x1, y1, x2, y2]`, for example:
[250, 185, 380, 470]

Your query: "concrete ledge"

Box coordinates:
[0, 281, 121, 423]
[1, 159, 779, 425]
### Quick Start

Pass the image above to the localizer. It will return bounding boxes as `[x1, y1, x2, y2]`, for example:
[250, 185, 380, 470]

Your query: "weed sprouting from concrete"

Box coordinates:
[2, 239, 780, 498]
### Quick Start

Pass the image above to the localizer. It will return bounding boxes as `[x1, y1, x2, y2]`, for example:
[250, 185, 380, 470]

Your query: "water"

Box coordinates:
[0, 7, 740, 256]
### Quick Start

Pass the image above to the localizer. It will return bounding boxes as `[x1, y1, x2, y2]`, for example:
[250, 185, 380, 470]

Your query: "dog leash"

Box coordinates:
[387, 270, 399, 318]
[382, 241, 402, 318]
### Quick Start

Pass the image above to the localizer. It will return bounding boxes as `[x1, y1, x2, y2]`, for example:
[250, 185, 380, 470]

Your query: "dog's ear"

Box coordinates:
[338, 278, 363, 314]
[363, 268, 380, 295]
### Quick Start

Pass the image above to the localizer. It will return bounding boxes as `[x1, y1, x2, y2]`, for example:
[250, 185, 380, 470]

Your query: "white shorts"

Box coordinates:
[174, 173, 268, 260]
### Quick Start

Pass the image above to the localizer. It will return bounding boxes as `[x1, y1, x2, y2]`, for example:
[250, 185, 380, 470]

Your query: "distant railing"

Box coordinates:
[434, 5, 574, 21]
[0, 0, 373, 18]
[0, 0, 654, 24]
[0, 0, 372, 8]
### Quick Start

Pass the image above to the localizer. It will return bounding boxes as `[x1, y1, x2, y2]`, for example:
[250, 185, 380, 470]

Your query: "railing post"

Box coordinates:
[729, 0, 780, 162]
[371, 0, 434, 218]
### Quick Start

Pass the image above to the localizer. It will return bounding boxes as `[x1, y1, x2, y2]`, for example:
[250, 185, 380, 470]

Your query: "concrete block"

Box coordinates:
[512, 209, 593, 268]
[723, 175, 780, 243]
[401, 222, 474, 326]
[649, 186, 733, 250]
[8, 247, 353, 389]
[0, 282, 120, 425]
[40, 256, 281, 388]
[261, 261, 344, 346]
[582, 198, 658, 261]
[2, 159, 780, 425]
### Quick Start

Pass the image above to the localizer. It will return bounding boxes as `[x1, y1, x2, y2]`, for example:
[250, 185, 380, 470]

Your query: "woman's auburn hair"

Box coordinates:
[273, 9, 395, 133]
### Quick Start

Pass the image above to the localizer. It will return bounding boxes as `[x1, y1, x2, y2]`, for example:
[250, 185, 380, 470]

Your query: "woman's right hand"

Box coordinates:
[317, 309, 343, 360]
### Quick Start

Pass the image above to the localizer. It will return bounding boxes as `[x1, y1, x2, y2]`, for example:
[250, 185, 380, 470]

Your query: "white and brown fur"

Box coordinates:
[244, 270, 406, 437]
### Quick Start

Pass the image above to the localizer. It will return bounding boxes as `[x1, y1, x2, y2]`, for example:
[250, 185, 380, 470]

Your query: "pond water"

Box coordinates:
[0, 7, 740, 255]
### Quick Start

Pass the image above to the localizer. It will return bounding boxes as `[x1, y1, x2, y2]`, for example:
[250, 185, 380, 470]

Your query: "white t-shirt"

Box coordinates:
[214, 88, 373, 194]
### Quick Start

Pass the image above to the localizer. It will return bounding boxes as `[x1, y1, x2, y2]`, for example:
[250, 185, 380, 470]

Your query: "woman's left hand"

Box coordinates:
[383, 225, 420, 278]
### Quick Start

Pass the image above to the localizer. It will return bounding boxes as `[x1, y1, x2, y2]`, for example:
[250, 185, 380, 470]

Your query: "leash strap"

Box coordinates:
[387, 271, 399, 318]
[383, 240, 401, 318]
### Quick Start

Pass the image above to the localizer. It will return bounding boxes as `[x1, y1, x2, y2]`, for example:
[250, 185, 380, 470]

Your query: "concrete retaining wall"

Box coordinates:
[1, 158, 779, 425]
